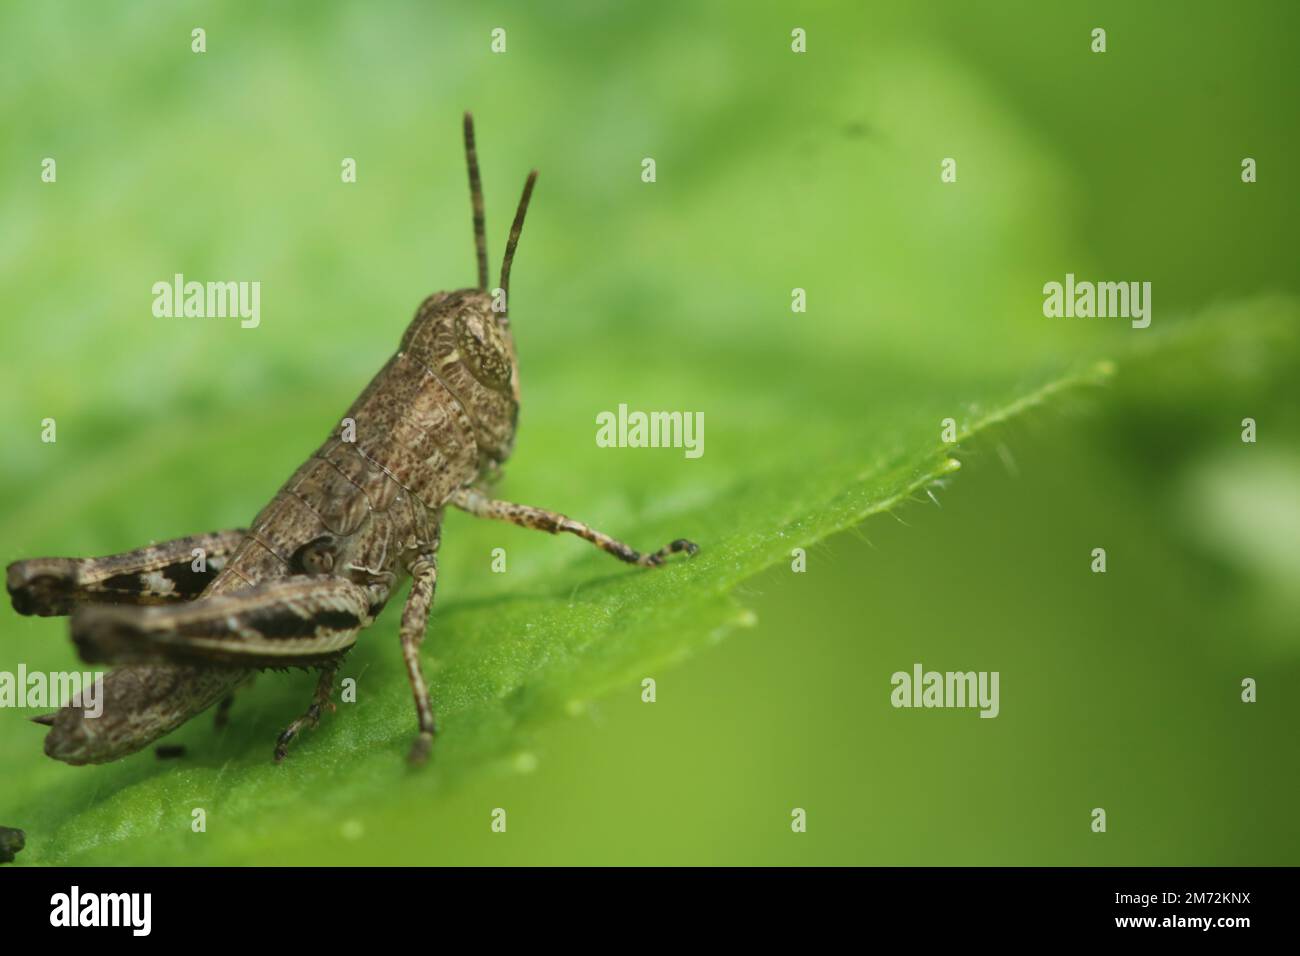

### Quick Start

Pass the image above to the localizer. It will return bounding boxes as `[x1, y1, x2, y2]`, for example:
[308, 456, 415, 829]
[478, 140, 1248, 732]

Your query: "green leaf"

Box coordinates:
[1, 4, 1296, 865]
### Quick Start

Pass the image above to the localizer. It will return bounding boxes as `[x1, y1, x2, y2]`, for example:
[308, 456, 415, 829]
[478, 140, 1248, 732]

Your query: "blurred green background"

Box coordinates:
[1, 2, 1297, 864]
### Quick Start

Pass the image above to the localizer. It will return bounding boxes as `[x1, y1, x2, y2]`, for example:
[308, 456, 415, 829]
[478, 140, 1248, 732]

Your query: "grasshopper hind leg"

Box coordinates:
[7, 529, 247, 616]
[71, 574, 376, 668]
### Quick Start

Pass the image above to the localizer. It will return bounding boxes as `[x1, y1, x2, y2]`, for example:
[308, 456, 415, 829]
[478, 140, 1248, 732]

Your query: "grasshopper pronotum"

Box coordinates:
[7, 114, 698, 766]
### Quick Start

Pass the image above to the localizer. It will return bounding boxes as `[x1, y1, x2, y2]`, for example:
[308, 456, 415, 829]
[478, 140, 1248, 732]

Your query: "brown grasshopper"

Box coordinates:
[6, 113, 697, 766]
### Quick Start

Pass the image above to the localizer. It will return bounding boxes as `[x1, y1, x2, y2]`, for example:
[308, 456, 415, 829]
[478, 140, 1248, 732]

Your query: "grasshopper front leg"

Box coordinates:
[7, 529, 247, 616]
[449, 488, 698, 567]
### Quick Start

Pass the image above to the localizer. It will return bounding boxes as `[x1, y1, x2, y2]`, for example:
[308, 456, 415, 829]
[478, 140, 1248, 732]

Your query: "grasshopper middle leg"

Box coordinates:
[400, 555, 439, 765]
[449, 488, 698, 567]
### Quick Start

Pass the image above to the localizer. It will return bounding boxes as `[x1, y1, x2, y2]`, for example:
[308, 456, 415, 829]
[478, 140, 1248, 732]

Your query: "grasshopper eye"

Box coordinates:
[454, 310, 512, 392]
[291, 536, 337, 575]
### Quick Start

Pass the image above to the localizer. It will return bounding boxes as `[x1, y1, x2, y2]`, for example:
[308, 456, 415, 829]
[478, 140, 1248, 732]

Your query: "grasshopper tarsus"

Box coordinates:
[273, 724, 309, 764]
[407, 731, 435, 766]
[638, 538, 700, 567]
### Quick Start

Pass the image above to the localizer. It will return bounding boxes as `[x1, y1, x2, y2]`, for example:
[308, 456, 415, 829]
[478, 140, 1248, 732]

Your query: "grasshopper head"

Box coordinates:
[400, 288, 521, 468]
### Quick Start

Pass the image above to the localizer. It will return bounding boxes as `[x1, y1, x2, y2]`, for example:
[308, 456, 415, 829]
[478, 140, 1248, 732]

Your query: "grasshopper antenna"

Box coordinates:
[499, 169, 538, 320]
[463, 111, 489, 291]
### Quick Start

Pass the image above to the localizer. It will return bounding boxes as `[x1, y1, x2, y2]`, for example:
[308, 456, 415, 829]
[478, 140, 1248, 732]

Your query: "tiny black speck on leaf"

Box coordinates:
[0, 826, 26, 864]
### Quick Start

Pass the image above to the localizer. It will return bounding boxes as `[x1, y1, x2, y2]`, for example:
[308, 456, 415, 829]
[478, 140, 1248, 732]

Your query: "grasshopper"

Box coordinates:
[7, 114, 697, 766]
